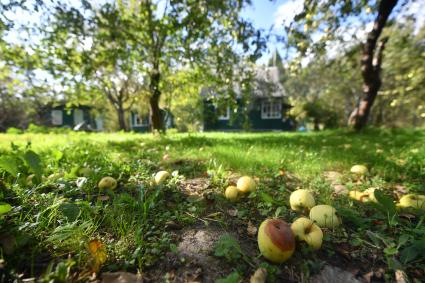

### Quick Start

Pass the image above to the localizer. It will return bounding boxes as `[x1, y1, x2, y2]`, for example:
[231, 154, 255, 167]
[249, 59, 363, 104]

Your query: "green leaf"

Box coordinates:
[0, 203, 12, 215]
[59, 203, 80, 222]
[0, 156, 19, 177]
[400, 238, 425, 264]
[215, 271, 241, 283]
[373, 189, 396, 217]
[23, 150, 43, 177]
[214, 234, 242, 262]
[259, 192, 275, 204]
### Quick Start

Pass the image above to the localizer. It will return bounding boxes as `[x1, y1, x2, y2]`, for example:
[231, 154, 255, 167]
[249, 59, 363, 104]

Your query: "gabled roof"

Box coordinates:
[201, 66, 285, 99]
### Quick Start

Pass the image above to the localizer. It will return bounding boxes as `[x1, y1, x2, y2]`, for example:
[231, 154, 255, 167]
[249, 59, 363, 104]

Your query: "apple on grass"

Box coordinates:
[224, 186, 238, 201]
[258, 219, 295, 263]
[397, 194, 425, 210]
[98, 176, 117, 190]
[291, 217, 323, 250]
[237, 176, 256, 193]
[289, 189, 315, 212]
[154, 170, 170, 185]
[309, 205, 341, 228]
[350, 165, 368, 175]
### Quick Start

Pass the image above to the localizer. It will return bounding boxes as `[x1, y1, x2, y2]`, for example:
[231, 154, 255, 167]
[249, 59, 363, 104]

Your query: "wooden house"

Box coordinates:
[202, 66, 294, 131]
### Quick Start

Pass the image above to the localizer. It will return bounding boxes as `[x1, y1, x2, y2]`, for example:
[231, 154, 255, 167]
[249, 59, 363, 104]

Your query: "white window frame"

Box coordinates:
[261, 100, 282, 119]
[133, 113, 149, 126]
[51, 110, 63, 125]
[218, 106, 230, 121]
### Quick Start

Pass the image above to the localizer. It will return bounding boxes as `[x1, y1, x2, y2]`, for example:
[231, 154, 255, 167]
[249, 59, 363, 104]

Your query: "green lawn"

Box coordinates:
[0, 129, 424, 281]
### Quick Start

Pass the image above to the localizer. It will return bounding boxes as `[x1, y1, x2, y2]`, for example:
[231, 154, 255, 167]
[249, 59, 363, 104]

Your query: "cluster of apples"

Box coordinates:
[97, 170, 171, 190]
[224, 176, 257, 201]
[257, 189, 340, 263]
[348, 165, 425, 211]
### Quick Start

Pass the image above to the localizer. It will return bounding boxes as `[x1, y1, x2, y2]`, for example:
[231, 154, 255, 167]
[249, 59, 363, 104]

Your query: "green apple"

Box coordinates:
[225, 186, 238, 201]
[350, 165, 368, 175]
[291, 217, 323, 250]
[289, 189, 315, 212]
[237, 176, 256, 193]
[154, 170, 170, 185]
[257, 219, 295, 263]
[398, 194, 425, 210]
[309, 205, 341, 228]
[98, 176, 117, 190]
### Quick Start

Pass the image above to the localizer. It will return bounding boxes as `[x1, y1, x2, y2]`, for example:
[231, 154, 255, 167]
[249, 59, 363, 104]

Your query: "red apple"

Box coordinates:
[257, 219, 295, 263]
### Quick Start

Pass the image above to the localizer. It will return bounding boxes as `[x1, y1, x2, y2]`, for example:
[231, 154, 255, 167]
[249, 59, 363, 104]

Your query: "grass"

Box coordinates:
[0, 128, 424, 282]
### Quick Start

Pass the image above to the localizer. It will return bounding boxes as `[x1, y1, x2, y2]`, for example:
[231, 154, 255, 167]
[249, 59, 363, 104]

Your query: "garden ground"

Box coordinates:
[0, 129, 424, 282]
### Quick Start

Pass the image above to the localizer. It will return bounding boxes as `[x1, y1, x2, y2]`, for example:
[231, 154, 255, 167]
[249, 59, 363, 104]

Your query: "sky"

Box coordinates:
[242, 0, 303, 64]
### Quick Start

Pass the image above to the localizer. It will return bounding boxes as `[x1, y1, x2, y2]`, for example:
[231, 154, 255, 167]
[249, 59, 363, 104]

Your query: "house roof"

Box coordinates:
[201, 66, 285, 99]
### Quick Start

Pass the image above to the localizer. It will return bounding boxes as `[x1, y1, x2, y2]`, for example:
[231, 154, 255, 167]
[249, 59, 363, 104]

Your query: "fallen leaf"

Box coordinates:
[250, 268, 267, 283]
[102, 272, 143, 283]
[227, 209, 238, 217]
[98, 195, 110, 201]
[332, 184, 348, 196]
[247, 221, 257, 237]
[395, 270, 408, 283]
[88, 239, 107, 272]
[324, 171, 343, 185]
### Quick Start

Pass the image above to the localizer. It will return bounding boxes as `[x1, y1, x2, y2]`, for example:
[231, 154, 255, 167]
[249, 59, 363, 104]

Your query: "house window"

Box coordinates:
[261, 101, 282, 119]
[51, 110, 63, 125]
[218, 105, 230, 120]
[74, 109, 84, 125]
[134, 113, 149, 126]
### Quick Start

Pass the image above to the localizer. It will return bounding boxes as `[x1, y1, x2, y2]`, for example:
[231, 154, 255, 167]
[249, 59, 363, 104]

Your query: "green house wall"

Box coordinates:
[50, 106, 95, 128]
[203, 99, 294, 131]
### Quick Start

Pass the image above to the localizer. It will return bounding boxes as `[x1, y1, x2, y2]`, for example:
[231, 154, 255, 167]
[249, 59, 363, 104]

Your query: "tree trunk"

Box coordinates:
[348, 0, 398, 130]
[149, 69, 165, 132]
[116, 105, 127, 131]
[313, 118, 320, 131]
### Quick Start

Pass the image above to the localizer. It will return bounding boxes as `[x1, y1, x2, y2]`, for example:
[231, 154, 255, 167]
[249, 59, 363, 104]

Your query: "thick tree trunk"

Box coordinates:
[348, 0, 398, 130]
[149, 69, 165, 132]
[116, 105, 127, 131]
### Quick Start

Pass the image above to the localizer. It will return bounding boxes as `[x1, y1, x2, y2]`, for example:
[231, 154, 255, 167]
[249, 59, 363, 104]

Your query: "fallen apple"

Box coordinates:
[289, 189, 315, 212]
[154, 170, 170, 185]
[363, 187, 377, 202]
[309, 205, 341, 228]
[350, 165, 368, 175]
[258, 218, 295, 263]
[349, 190, 368, 202]
[225, 186, 238, 201]
[398, 194, 425, 210]
[291, 217, 323, 250]
[98, 176, 117, 190]
[237, 176, 256, 193]
[78, 167, 93, 177]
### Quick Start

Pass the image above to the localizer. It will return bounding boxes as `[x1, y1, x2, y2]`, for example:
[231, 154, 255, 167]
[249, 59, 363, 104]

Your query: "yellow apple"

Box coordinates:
[257, 219, 295, 263]
[349, 190, 368, 202]
[98, 176, 117, 190]
[154, 170, 170, 185]
[237, 176, 256, 193]
[225, 186, 239, 201]
[350, 165, 368, 175]
[289, 189, 315, 212]
[309, 205, 341, 228]
[291, 217, 323, 250]
[398, 194, 425, 210]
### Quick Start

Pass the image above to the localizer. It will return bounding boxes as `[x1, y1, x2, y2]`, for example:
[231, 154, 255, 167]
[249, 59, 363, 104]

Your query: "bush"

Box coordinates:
[26, 123, 72, 134]
[6, 127, 23, 134]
